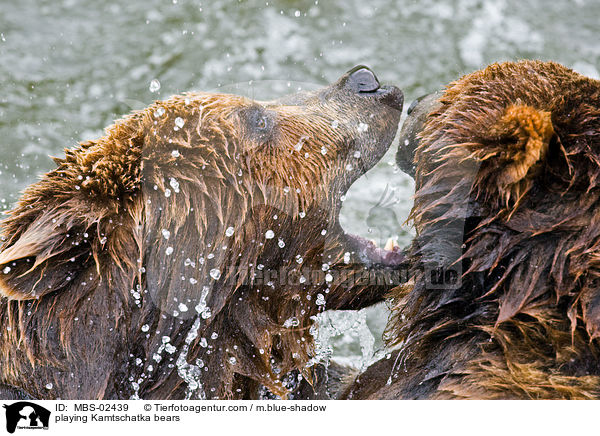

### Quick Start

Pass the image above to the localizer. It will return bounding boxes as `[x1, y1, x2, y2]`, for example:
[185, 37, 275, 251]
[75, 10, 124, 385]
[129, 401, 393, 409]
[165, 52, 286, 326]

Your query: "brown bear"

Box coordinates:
[0, 66, 404, 400]
[344, 60, 600, 399]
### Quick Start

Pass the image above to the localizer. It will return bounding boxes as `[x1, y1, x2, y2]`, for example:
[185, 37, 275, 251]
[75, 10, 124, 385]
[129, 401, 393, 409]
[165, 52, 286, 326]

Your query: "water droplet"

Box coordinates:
[2, 266, 10, 274]
[265, 230, 275, 239]
[45, 383, 53, 390]
[278, 238, 285, 248]
[299, 275, 306, 284]
[141, 324, 150, 332]
[299, 211, 306, 218]
[175, 117, 185, 129]
[169, 177, 180, 193]
[316, 294, 326, 306]
[321, 229, 327, 235]
[211, 332, 219, 340]
[225, 226, 234, 237]
[353, 150, 361, 158]
[294, 10, 301, 17]
[331, 120, 339, 128]
[166, 247, 174, 256]
[294, 135, 309, 152]
[179, 303, 188, 312]
[162, 229, 171, 240]
[200, 338, 208, 347]
[320, 146, 327, 155]
[229, 357, 237, 365]
[171, 150, 180, 158]
[154, 107, 165, 118]
[210, 268, 221, 280]
[343, 252, 351, 264]
[149, 79, 161, 93]
[358, 122, 369, 132]
[295, 255, 303, 264]
[325, 273, 333, 282]
[283, 317, 300, 328]
[322, 263, 329, 271]
[345, 164, 353, 171]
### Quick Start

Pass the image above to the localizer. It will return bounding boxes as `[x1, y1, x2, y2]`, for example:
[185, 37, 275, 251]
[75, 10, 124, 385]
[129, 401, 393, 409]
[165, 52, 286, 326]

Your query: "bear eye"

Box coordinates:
[255, 116, 268, 131]
[242, 106, 273, 138]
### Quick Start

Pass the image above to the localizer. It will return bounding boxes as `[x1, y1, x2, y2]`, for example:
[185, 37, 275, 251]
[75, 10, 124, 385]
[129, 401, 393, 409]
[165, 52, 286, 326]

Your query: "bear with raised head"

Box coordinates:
[0, 66, 404, 400]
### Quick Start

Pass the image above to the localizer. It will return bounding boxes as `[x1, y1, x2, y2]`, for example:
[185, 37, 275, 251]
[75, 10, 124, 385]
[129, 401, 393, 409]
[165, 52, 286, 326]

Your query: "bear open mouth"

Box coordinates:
[334, 67, 406, 270]
[336, 148, 406, 270]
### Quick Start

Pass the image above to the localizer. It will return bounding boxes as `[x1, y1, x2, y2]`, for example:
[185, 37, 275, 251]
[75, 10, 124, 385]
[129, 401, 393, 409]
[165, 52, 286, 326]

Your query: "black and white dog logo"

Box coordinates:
[3, 402, 50, 433]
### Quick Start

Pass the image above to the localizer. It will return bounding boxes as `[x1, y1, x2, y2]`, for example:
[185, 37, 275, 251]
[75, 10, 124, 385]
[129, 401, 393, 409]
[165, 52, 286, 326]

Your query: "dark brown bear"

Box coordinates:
[0, 66, 404, 400]
[345, 60, 600, 399]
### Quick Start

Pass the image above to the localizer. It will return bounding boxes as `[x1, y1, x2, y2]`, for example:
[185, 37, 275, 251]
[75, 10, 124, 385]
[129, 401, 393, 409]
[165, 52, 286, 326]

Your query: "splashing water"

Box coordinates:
[175, 317, 207, 399]
[310, 308, 383, 371]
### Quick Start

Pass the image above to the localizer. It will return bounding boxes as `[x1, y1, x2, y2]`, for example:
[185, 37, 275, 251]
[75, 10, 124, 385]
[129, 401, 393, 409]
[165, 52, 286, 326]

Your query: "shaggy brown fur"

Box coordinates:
[345, 60, 600, 399]
[0, 67, 404, 400]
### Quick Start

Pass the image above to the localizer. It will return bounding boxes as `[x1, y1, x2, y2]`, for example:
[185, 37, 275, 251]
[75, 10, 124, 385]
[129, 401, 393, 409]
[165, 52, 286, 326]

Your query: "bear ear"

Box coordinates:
[476, 104, 555, 214]
[0, 204, 96, 300]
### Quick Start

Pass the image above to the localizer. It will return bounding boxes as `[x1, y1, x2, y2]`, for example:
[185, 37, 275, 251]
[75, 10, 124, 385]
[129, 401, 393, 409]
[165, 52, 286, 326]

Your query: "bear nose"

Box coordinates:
[346, 66, 380, 93]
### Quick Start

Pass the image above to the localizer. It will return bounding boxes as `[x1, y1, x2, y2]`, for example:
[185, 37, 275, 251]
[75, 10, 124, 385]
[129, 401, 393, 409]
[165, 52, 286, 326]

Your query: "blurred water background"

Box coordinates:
[1, 0, 599, 369]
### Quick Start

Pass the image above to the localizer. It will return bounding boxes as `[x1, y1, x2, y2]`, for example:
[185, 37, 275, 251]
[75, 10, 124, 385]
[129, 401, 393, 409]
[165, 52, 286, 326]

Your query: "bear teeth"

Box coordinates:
[384, 238, 400, 251]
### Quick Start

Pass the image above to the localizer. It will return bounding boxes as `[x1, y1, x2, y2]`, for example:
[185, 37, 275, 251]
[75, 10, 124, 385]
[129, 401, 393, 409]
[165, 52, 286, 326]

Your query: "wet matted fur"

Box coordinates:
[345, 60, 600, 399]
[0, 68, 404, 399]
